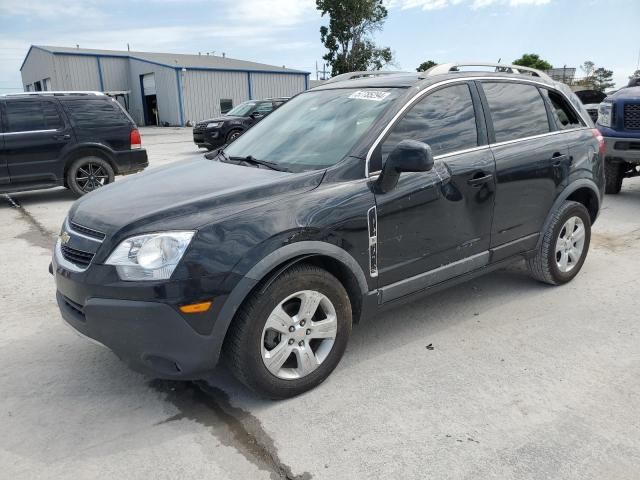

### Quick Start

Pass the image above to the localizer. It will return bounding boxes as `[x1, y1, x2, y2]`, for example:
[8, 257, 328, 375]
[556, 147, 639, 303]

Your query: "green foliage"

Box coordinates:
[416, 60, 437, 72]
[512, 53, 553, 71]
[316, 0, 393, 76]
[592, 67, 615, 92]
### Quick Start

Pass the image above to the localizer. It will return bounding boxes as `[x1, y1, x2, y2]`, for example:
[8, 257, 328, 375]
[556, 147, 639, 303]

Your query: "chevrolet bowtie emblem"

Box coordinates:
[60, 231, 71, 245]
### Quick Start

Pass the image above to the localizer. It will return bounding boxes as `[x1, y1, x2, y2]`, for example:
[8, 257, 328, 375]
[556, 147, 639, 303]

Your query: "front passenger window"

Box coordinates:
[381, 84, 478, 164]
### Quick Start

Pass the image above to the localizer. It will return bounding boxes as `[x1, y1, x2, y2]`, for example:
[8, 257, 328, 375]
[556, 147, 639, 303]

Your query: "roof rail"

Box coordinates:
[0, 91, 105, 97]
[422, 62, 554, 83]
[322, 70, 412, 85]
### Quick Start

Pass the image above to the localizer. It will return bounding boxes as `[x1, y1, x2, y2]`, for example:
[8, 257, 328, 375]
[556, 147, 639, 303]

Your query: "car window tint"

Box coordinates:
[5, 100, 63, 132]
[255, 102, 274, 114]
[63, 99, 129, 127]
[541, 89, 584, 130]
[381, 83, 478, 162]
[482, 82, 550, 142]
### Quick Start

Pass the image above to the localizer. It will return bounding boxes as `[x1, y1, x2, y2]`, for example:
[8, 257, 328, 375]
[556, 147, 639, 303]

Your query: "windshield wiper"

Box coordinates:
[229, 155, 289, 172]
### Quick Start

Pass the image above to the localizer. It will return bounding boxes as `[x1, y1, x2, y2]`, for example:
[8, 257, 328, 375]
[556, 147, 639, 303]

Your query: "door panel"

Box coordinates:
[4, 98, 72, 184]
[490, 134, 569, 246]
[376, 148, 496, 286]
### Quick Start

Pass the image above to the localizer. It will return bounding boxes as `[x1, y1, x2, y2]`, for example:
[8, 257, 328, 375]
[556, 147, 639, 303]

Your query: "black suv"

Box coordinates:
[0, 92, 147, 195]
[193, 98, 288, 150]
[53, 64, 604, 398]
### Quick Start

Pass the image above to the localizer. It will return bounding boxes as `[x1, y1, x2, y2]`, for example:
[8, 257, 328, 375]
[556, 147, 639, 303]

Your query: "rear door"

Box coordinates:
[0, 102, 9, 185]
[479, 81, 569, 252]
[3, 97, 72, 184]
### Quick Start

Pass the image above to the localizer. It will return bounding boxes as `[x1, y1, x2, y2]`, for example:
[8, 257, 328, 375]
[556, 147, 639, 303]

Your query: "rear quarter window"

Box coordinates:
[482, 82, 550, 143]
[62, 98, 130, 128]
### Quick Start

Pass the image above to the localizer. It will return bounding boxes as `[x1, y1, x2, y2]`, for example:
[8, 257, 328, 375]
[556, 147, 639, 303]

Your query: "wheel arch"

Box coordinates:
[210, 241, 370, 365]
[63, 145, 116, 179]
[537, 180, 601, 250]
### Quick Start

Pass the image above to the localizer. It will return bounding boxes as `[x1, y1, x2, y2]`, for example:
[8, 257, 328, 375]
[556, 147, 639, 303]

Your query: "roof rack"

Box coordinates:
[322, 71, 412, 85]
[0, 91, 105, 97]
[422, 62, 553, 83]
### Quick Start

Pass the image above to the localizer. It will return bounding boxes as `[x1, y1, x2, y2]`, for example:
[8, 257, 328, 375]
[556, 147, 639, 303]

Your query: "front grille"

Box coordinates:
[61, 245, 94, 268]
[624, 104, 640, 130]
[63, 296, 85, 318]
[193, 124, 207, 133]
[587, 109, 598, 122]
[70, 221, 105, 241]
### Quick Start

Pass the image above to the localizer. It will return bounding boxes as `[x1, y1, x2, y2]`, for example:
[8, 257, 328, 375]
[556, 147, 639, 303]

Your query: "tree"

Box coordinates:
[580, 61, 596, 78]
[417, 60, 437, 72]
[512, 53, 553, 71]
[592, 67, 615, 92]
[317, 0, 393, 76]
[629, 69, 640, 80]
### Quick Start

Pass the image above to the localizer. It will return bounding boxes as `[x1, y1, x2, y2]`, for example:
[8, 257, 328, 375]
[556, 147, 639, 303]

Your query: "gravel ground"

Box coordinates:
[1, 127, 638, 479]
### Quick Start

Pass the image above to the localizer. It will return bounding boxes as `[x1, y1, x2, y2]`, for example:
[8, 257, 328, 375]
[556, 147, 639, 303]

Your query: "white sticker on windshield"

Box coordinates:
[349, 90, 391, 102]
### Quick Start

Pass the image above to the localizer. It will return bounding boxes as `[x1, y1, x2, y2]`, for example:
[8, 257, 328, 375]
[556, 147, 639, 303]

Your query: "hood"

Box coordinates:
[607, 87, 640, 101]
[198, 115, 246, 124]
[68, 158, 323, 237]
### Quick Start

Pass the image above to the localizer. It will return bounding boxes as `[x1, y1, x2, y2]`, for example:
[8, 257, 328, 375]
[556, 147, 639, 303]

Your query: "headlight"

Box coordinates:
[597, 103, 612, 127]
[206, 122, 223, 129]
[106, 231, 195, 281]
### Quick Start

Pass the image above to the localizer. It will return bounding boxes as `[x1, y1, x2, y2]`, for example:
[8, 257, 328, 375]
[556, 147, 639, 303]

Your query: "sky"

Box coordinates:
[0, 0, 639, 93]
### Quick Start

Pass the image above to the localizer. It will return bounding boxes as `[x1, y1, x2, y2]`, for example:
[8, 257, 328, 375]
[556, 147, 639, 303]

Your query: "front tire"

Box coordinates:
[225, 264, 352, 399]
[226, 129, 243, 143]
[604, 162, 623, 194]
[66, 156, 115, 196]
[527, 201, 591, 285]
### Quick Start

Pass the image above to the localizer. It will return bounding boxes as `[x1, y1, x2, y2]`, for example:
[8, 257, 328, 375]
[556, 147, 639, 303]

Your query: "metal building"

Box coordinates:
[20, 45, 310, 127]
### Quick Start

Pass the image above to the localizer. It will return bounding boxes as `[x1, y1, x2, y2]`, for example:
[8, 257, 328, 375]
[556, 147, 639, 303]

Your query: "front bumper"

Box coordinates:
[603, 135, 640, 163]
[112, 149, 149, 175]
[193, 129, 224, 149]
[52, 244, 227, 379]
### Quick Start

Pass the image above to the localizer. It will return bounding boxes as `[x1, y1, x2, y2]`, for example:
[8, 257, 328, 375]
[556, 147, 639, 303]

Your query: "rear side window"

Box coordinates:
[482, 82, 550, 143]
[63, 99, 130, 128]
[5, 100, 64, 132]
[381, 83, 478, 161]
[540, 89, 585, 130]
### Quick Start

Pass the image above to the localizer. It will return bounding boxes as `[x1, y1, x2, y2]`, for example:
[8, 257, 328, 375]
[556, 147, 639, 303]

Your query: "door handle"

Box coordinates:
[53, 134, 71, 140]
[551, 153, 569, 166]
[467, 173, 493, 187]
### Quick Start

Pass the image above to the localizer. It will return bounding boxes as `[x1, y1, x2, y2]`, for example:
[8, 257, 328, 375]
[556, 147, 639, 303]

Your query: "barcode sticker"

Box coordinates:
[348, 91, 391, 101]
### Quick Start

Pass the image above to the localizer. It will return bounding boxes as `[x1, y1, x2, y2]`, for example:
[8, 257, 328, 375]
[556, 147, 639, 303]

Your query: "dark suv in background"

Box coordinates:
[0, 92, 147, 196]
[193, 97, 288, 150]
[53, 64, 604, 399]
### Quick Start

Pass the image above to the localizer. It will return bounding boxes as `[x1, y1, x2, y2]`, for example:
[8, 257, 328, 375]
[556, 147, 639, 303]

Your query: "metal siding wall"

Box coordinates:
[128, 59, 181, 126]
[249, 73, 306, 99]
[99, 57, 130, 91]
[182, 70, 249, 123]
[21, 48, 57, 90]
[54, 55, 101, 90]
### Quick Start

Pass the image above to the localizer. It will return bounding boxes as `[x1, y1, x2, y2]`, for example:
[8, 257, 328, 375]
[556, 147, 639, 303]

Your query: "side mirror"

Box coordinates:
[376, 139, 434, 193]
[250, 112, 264, 119]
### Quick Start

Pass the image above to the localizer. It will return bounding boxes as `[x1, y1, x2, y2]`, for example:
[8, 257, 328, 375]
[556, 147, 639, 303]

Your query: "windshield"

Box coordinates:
[223, 88, 401, 173]
[227, 101, 257, 116]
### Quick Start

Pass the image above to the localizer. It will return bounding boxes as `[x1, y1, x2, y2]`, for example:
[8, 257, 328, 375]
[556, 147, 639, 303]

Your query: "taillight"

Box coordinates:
[592, 128, 605, 156]
[130, 129, 142, 150]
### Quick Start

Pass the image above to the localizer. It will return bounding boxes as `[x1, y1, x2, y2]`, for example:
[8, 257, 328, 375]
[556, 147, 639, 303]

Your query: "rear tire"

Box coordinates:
[527, 201, 591, 285]
[604, 162, 623, 194]
[66, 156, 115, 196]
[224, 264, 352, 399]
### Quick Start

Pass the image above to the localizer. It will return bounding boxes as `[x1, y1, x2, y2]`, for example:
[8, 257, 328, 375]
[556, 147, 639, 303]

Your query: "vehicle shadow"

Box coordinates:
[204, 261, 552, 408]
[4, 187, 77, 206]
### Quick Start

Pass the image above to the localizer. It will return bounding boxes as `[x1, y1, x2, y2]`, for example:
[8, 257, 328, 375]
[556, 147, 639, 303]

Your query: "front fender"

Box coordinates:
[208, 241, 369, 365]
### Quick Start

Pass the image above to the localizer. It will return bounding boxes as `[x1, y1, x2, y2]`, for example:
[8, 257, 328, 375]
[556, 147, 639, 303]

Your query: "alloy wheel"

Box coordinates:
[76, 162, 109, 192]
[555, 216, 586, 273]
[261, 290, 338, 380]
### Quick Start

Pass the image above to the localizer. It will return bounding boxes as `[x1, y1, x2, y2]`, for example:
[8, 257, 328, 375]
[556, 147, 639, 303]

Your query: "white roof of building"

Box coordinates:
[24, 45, 308, 74]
